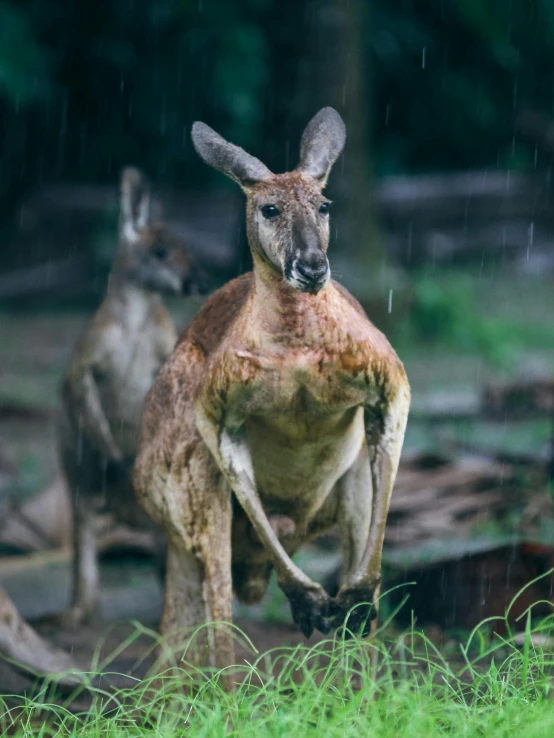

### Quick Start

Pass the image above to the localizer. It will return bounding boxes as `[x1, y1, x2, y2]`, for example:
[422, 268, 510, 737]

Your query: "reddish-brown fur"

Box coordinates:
[134, 110, 410, 681]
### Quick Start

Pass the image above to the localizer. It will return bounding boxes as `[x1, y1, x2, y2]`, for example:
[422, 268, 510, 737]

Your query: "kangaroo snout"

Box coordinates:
[284, 218, 330, 293]
[288, 251, 330, 293]
[295, 256, 329, 285]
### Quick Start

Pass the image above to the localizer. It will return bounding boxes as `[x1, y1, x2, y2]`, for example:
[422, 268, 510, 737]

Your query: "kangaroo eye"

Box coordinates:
[261, 204, 280, 219]
[319, 203, 330, 215]
[153, 246, 168, 260]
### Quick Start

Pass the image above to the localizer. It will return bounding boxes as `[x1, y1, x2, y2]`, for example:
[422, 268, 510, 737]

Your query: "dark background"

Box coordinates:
[1, 0, 551, 191]
[2, 0, 554, 281]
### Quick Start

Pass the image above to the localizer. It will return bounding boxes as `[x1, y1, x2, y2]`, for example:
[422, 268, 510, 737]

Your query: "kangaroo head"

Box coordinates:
[191, 108, 346, 294]
[117, 167, 206, 295]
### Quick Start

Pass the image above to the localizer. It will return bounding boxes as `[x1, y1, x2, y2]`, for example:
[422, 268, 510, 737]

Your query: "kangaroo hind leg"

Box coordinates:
[65, 485, 99, 626]
[155, 452, 234, 684]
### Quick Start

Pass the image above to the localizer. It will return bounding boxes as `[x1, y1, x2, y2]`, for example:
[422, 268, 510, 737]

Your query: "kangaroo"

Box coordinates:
[134, 108, 410, 674]
[59, 167, 204, 625]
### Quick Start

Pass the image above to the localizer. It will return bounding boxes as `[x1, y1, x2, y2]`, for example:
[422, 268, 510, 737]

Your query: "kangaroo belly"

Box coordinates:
[98, 339, 163, 455]
[246, 405, 364, 520]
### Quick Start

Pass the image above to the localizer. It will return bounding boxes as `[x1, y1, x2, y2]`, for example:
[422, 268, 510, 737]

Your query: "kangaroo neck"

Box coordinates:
[106, 276, 160, 326]
[250, 256, 333, 347]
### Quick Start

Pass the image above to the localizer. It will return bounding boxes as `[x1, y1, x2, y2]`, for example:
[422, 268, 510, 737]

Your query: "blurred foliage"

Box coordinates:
[394, 273, 517, 366]
[0, 4, 51, 105]
[0, 0, 277, 193]
[0, 0, 553, 195]
[394, 266, 554, 365]
[372, 0, 554, 173]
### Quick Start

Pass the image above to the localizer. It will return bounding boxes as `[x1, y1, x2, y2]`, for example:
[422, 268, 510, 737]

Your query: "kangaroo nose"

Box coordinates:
[295, 259, 328, 284]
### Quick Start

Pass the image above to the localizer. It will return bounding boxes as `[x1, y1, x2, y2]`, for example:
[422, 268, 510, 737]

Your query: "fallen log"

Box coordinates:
[0, 586, 79, 683]
[390, 541, 554, 632]
[482, 377, 554, 419]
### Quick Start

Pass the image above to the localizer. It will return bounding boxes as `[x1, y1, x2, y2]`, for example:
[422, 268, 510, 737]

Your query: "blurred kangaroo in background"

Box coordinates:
[134, 108, 410, 676]
[59, 167, 205, 625]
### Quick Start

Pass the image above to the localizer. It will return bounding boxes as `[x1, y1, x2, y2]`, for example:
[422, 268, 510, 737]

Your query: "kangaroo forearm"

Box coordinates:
[67, 372, 123, 461]
[351, 451, 395, 587]
[196, 405, 312, 588]
[349, 392, 410, 588]
[230, 467, 312, 586]
[216, 447, 311, 588]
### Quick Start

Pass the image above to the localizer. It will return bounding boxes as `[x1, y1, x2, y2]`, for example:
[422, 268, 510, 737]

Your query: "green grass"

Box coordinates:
[4, 590, 554, 737]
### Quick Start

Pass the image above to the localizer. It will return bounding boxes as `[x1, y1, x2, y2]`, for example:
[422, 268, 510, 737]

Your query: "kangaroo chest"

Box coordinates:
[97, 321, 167, 453]
[246, 405, 365, 519]
[226, 345, 379, 519]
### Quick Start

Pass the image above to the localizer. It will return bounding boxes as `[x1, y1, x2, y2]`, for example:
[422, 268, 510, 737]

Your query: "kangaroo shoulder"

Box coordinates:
[331, 281, 408, 391]
[331, 279, 367, 319]
[177, 272, 253, 357]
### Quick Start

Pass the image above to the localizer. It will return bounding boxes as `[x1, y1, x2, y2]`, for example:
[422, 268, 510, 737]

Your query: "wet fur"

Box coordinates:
[134, 110, 410, 676]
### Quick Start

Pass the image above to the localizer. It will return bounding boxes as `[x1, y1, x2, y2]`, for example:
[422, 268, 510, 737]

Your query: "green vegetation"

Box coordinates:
[0, 4, 51, 105]
[4, 600, 554, 737]
[0, 0, 552, 198]
[392, 268, 554, 367]
[394, 272, 517, 366]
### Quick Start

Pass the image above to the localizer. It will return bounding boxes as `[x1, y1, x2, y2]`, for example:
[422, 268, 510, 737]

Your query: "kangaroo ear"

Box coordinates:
[191, 122, 273, 190]
[296, 107, 346, 186]
[120, 167, 151, 241]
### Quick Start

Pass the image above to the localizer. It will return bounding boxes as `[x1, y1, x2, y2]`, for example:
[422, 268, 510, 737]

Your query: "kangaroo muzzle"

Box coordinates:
[286, 221, 330, 293]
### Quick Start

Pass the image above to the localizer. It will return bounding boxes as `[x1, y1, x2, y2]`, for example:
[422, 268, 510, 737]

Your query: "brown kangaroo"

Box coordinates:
[134, 108, 410, 673]
[59, 167, 204, 625]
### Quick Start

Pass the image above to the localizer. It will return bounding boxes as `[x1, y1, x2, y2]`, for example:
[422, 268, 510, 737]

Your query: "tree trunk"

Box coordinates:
[294, 0, 382, 303]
